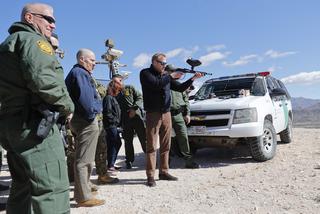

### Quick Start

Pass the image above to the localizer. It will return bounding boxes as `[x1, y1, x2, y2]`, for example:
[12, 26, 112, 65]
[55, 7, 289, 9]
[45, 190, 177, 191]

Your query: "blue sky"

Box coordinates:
[1, 0, 319, 99]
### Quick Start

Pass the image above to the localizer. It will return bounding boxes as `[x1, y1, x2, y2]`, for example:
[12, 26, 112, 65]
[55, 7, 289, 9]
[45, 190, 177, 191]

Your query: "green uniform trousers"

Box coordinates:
[171, 113, 193, 161]
[94, 119, 107, 176]
[123, 115, 146, 164]
[0, 114, 70, 214]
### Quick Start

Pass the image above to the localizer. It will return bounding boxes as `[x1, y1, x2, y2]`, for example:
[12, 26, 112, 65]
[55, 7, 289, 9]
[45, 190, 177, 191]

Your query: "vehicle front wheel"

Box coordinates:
[249, 120, 277, 162]
[280, 117, 293, 144]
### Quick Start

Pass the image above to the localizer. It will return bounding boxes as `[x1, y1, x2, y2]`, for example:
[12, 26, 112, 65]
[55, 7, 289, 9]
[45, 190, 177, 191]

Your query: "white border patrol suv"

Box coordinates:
[188, 71, 293, 161]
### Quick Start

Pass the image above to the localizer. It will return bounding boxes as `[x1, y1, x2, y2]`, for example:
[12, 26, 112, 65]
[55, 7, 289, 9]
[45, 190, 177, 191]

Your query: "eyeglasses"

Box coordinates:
[31, 13, 56, 24]
[156, 60, 167, 66]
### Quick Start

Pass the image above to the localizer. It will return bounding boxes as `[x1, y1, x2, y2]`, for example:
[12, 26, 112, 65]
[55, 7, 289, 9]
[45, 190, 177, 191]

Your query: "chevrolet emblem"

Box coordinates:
[193, 116, 206, 121]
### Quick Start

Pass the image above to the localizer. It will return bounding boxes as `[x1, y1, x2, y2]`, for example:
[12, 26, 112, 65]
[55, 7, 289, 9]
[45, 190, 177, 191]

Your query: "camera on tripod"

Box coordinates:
[96, 39, 127, 79]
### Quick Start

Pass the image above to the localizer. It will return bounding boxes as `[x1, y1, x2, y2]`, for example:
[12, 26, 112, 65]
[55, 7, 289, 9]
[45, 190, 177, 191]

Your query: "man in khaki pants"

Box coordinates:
[65, 49, 105, 207]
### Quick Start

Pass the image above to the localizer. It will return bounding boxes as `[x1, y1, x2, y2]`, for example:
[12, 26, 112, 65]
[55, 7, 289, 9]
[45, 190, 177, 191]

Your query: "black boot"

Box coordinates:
[185, 159, 200, 169]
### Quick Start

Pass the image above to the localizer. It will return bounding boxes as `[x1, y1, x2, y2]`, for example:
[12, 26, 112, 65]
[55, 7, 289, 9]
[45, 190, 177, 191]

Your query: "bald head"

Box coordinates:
[77, 49, 96, 73]
[20, 3, 56, 39]
[76, 49, 95, 62]
[21, 3, 53, 22]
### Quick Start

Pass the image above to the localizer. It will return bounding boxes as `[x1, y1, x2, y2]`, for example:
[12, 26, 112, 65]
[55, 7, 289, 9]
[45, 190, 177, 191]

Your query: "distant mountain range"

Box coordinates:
[291, 97, 320, 128]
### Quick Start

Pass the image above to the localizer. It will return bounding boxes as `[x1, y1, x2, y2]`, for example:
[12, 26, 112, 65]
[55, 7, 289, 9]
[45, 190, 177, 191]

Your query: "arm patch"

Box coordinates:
[37, 40, 53, 55]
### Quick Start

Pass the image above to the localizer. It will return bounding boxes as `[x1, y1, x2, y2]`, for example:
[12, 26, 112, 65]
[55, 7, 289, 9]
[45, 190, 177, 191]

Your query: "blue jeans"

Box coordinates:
[105, 127, 122, 168]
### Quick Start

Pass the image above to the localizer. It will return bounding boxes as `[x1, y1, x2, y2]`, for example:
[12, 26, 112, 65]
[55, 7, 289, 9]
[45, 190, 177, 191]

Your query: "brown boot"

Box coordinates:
[76, 198, 105, 207]
[146, 177, 156, 187]
[98, 174, 119, 184]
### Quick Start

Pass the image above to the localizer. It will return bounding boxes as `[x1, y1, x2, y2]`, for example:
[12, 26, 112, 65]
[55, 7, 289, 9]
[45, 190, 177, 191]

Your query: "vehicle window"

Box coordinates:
[277, 79, 291, 99]
[266, 77, 276, 92]
[251, 78, 266, 96]
[271, 77, 281, 88]
[194, 77, 265, 100]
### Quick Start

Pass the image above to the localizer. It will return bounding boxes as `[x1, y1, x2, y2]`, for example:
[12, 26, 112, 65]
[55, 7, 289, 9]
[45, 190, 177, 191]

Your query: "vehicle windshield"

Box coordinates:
[194, 77, 266, 100]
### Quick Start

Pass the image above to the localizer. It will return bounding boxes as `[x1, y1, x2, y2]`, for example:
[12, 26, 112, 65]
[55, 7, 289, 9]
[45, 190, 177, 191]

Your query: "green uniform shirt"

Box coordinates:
[170, 90, 190, 116]
[0, 22, 74, 117]
[92, 78, 106, 121]
[116, 85, 144, 119]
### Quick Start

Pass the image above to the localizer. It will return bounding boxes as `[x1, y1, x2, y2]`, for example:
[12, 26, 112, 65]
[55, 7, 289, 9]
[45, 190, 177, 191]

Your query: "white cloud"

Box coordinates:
[199, 52, 229, 66]
[265, 49, 297, 58]
[266, 65, 282, 73]
[222, 54, 258, 67]
[281, 71, 320, 85]
[133, 53, 151, 68]
[132, 46, 199, 68]
[206, 44, 226, 52]
[165, 48, 185, 58]
[165, 46, 199, 59]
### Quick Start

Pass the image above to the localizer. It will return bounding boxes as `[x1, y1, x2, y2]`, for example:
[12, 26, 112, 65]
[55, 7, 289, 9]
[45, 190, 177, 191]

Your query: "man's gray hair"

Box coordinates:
[151, 53, 166, 63]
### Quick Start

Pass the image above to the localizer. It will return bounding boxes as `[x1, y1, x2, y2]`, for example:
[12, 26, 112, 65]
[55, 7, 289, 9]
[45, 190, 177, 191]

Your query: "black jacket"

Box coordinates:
[102, 95, 121, 128]
[140, 65, 193, 113]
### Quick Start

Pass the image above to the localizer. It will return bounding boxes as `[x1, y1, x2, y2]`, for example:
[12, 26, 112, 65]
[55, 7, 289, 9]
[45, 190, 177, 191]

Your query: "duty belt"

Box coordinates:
[170, 108, 182, 116]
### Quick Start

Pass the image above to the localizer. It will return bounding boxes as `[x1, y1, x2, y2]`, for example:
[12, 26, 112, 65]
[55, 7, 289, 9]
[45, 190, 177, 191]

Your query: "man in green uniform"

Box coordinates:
[116, 81, 146, 169]
[170, 90, 199, 169]
[0, 3, 74, 214]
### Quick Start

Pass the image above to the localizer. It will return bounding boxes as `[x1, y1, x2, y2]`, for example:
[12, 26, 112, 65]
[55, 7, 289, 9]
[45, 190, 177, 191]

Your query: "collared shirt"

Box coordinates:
[65, 64, 102, 121]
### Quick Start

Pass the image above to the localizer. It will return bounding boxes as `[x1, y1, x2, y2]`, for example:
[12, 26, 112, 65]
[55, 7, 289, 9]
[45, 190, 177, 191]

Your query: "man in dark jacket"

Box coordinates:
[65, 48, 105, 207]
[0, 3, 74, 213]
[140, 53, 203, 187]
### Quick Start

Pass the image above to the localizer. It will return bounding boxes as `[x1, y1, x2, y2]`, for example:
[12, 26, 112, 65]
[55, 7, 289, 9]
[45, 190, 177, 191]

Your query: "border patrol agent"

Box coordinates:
[116, 84, 146, 169]
[0, 3, 74, 213]
[170, 90, 199, 169]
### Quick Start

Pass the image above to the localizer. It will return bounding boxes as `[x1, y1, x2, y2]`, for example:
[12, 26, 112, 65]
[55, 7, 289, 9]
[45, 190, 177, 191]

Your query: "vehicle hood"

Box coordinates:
[190, 96, 264, 111]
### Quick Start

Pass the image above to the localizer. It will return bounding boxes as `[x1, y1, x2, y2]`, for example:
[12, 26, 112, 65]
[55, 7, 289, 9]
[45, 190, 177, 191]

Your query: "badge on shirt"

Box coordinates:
[37, 40, 53, 55]
[125, 89, 130, 96]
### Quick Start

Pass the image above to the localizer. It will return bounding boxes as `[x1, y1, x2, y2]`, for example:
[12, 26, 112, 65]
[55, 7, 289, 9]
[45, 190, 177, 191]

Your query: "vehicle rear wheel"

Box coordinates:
[280, 117, 293, 144]
[249, 120, 277, 161]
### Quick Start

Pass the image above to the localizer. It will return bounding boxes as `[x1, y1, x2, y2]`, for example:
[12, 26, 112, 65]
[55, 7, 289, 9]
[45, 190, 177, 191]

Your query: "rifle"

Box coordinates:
[165, 58, 212, 76]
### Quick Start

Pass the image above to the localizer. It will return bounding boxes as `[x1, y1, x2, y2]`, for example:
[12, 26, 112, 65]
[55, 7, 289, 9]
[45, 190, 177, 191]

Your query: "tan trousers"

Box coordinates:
[145, 112, 172, 178]
[70, 115, 99, 203]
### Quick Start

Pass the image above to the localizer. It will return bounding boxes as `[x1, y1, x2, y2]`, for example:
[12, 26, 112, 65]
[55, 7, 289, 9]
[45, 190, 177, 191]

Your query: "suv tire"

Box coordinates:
[249, 120, 277, 161]
[280, 117, 293, 144]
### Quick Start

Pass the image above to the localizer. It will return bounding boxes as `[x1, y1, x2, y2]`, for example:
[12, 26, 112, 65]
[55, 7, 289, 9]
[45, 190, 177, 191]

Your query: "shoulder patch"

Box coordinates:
[125, 88, 130, 96]
[37, 40, 53, 55]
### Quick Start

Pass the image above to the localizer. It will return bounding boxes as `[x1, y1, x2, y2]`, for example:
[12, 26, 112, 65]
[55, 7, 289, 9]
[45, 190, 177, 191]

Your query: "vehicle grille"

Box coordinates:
[189, 110, 231, 128]
[189, 119, 229, 127]
[191, 110, 230, 116]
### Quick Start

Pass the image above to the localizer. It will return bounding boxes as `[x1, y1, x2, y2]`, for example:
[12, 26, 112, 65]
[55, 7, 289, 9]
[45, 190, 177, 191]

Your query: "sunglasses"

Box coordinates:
[156, 60, 167, 66]
[31, 13, 56, 24]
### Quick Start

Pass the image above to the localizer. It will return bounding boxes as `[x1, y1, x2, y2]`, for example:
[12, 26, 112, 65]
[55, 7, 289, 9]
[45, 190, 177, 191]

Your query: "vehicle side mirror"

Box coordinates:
[189, 95, 195, 100]
[270, 88, 286, 97]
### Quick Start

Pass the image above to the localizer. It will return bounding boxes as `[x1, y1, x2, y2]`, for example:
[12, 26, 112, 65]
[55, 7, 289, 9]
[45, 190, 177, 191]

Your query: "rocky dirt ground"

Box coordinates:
[0, 127, 319, 214]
